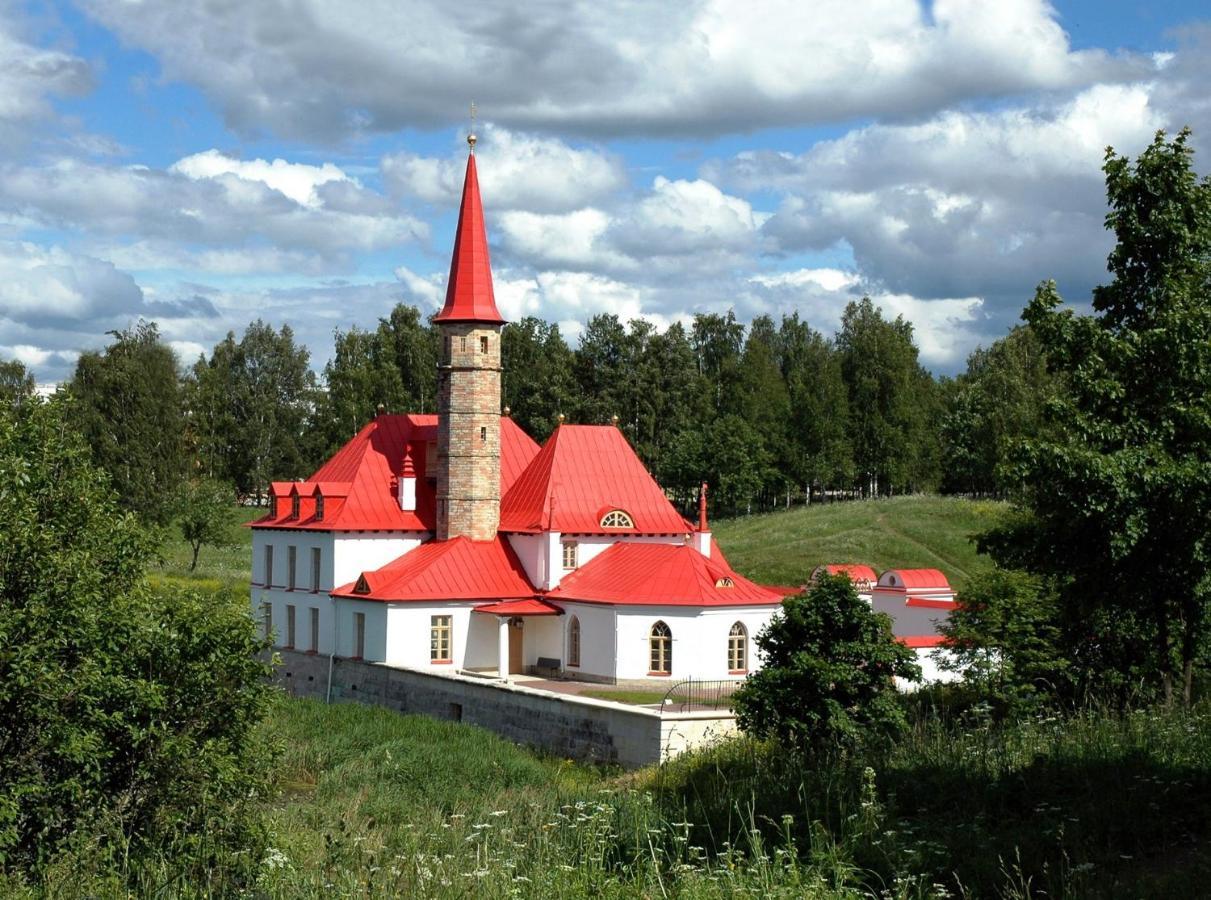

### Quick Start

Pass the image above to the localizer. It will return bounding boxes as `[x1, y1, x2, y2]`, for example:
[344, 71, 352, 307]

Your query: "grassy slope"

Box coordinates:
[713, 495, 1006, 590]
[152, 503, 261, 592]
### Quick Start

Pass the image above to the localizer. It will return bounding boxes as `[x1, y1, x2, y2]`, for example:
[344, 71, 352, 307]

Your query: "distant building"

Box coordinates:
[810, 563, 878, 601]
[872, 568, 959, 683]
[249, 138, 786, 683]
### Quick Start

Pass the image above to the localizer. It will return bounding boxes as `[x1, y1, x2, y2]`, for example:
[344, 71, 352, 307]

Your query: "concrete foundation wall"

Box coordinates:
[274, 649, 736, 767]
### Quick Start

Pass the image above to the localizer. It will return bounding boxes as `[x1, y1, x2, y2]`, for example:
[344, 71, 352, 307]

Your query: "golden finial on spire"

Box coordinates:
[467, 101, 477, 152]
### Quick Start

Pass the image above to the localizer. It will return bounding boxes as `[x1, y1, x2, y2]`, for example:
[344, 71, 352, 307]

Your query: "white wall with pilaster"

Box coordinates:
[557, 602, 617, 680]
[612, 605, 779, 681]
[250, 529, 337, 654]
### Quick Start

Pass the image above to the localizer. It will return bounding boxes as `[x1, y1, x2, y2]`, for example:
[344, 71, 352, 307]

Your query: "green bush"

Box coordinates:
[0, 397, 275, 890]
[732, 574, 920, 753]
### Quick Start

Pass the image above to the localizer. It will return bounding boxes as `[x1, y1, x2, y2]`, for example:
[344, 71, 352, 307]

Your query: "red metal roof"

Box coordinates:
[822, 564, 879, 585]
[473, 598, 563, 616]
[548, 542, 784, 607]
[879, 568, 953, 591]
[331, 535, 536, 602]
[900, 635, 948, 648]
[499, 425, 692, 534]
[252, 414, 539, 531]
[434, 152, 504, 324]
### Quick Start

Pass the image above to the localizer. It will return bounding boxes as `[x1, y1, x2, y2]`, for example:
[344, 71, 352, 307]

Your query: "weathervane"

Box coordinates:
[468, 101, 477, 152]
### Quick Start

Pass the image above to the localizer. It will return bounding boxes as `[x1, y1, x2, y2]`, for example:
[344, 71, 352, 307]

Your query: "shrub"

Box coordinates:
[732, 574, 920, 753]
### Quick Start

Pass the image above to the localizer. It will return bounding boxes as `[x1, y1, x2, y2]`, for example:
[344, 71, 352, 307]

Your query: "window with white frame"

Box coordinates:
[649, 621, 672, 674]
[290, 494, 300, 519]
[568, 616, 581, 666]
[263, 545, 274, 586]
[728, 621, 748, 673]
[286, 604, 296, 648]
[287, 545, 297, 590]
[311, 547, 322, 592]
[315, 494, 325, 521]
[600, 509, 634, 528]
[353, 612, 366, 659]
[562, 540, 578, 569]
[431, 615, 452, 662]
[309, 607, 319, 653]
[261, 601, 273, 641]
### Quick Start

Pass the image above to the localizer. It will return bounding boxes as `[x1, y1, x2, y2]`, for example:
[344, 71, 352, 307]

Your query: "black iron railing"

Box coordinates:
[659, 678, 742, 714]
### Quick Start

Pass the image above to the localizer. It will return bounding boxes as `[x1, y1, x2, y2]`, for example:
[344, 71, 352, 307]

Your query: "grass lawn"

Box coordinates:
[150, 503, 260, 592]
[712, 495, 1007, 590]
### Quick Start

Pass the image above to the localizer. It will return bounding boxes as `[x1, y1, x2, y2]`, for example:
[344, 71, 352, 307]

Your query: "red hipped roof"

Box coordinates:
[434, 152, 504, 324]
[253, 414, 539, 531]
[331, 535, 536, 602]
[500, 425, 692, 534]
[548, 542, 784, 607]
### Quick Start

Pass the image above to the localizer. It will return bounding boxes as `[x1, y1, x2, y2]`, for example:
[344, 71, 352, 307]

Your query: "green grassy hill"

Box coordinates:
[713, 495, 1006, 590]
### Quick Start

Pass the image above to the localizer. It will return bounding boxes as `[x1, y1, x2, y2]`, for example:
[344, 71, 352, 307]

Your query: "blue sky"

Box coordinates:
[2, 1, 1210, 383]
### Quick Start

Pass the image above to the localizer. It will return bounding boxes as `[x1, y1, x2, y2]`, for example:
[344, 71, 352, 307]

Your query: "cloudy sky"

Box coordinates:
[2, 1, 1209, 383]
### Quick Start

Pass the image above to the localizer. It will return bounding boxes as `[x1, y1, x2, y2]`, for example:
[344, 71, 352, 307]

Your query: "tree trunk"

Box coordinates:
[190, 542, 201, 572]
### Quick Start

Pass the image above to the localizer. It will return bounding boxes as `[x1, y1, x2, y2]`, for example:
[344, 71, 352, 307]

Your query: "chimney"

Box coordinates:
[695, 482, 712, 556]
[400, 442, 417, 512]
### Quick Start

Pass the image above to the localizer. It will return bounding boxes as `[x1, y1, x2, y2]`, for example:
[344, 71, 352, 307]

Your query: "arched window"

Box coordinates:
[600, 509, 634, 529]
[728, 622, 748, 673]
[649, 620, 672, 674]
[568, 616, 581, 667]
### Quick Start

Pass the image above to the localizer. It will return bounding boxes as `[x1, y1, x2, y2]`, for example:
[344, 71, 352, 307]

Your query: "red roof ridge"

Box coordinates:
[434, 152, 504, 324]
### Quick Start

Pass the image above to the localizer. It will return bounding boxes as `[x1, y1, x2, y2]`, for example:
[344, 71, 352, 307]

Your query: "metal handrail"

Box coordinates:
[659, 678, 742, 714]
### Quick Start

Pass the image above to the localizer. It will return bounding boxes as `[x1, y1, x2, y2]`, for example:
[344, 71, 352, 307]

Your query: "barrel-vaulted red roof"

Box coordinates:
[499, 424, 692, 534]
[547, 542, 784, 607]
[252, 414, 539, 531]
[878, 568, 952, 591]
[434, 151, 504, 324]
[818, 564, 879, 585]
[331, 535, 536, 602]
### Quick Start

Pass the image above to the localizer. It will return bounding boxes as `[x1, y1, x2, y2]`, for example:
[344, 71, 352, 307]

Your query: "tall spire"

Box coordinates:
[434, 144, 504, 324]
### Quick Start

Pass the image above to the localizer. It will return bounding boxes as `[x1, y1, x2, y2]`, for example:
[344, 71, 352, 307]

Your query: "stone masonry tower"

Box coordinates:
[434, 133, 505, 541]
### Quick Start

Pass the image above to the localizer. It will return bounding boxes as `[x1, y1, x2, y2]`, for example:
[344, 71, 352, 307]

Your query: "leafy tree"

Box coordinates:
[733, 315, 791, 505]
[0, 397, 273, 886]
[573, 313, 631, 426]
[0, 358, 35, 410]
[177, 477, 238, 571]
[188, 320, 318, 500]
[70, 321, 186, 523]
[983, 129, 1211, 706]
[836, 299, 927, 496]
[733, 574, 920, 752]
[503, 316, 577, 441]
[691, 311, 745, 413]
[779, 314, 852, 498]
[703, 414, 771, 515]
[938, 569, 1071, 714]
[941, 327, 1055, 496]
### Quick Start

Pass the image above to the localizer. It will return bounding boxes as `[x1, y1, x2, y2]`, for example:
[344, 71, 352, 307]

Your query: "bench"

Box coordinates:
[533, 657, 562, 677]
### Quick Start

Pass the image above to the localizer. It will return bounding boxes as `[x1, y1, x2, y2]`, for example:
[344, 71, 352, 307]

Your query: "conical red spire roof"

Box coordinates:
[434, 151, 505, 324]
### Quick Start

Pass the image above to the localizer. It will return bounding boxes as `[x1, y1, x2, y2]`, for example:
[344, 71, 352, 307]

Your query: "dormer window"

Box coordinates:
[715, 576, 735, 589]
[599, 509, 634, 529]
[270, 495, 280, 518]
[290, 495, 300, 519]
[352, 574, 370, 595]
[315, 494, 325, 522]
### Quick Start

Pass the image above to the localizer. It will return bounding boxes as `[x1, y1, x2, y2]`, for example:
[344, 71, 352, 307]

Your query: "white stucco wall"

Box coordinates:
[558, 602, 618, 680]
[251, 530, 337, 654]
[612, 605, 778, 681]
[332, 532, 427, 587]
[505, 531, 691, 592]
[872, 593, 956, 640]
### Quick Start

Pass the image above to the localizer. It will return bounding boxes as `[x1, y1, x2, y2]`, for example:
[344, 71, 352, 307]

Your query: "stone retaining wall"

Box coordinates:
[275, 649, 736, 768]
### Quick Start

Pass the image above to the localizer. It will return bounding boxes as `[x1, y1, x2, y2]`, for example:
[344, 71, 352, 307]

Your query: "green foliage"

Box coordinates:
[68, 321, 186, 523]
[176, 477, 238, 571]
[187, 319, 318, 499]
[940, 326, 1056, 496]
[502, 315, 576, 440]
[984, 129, 1211, 705]
[733, 575, 920, 751]
[0, 358, 35, 410]
[0, 398, 275, 888]
[938, 568, 1070, 714]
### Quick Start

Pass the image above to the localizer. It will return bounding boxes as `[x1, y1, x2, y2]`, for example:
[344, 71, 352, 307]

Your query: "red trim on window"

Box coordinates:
[567, 662, 580, 668]
[728, 669, 748, 675]
[647, 671, 672, 677]
[430, 658, 453, 665]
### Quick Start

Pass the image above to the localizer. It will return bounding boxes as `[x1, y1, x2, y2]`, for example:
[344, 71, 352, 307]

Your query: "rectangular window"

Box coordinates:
[562, 541, 578, 570]
[290, 495, 300, 518]
[354, 612, 366, 659]
[315, 495, 325, 521]
[460, 335, 467, 352]
[480, 426, 487, 442]
[430, 615, 452, 663]
[286, 604, 296, 648]
[479, 335, 488, 354]
[287, 545, 297, 590]
[262, 601, 273, 641]
[309, 607, 319, 653]
[311, 547, 322, 592]
[263, 545, 274, 586]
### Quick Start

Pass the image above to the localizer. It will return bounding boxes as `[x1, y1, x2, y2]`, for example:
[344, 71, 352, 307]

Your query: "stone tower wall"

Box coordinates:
[437, 321, 502, 540]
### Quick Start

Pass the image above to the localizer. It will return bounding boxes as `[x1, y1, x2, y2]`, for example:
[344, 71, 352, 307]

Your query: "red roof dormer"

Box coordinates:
[434, 148, 504, 325]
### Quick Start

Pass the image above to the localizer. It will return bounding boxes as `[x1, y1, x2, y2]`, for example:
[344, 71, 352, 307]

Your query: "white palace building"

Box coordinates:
[249, 137, 956, 684]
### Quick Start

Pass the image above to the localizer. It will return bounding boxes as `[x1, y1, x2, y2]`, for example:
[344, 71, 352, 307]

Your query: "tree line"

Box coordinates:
[1, 294, 1055, 522]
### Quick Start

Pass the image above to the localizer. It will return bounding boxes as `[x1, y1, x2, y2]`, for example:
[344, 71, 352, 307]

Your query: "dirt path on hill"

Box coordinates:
[874, 512, 972, 584]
